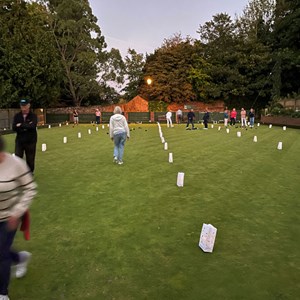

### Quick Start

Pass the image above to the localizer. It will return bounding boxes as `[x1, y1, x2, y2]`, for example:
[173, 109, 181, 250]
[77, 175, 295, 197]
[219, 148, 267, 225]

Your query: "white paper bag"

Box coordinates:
[78, 132, 81, 138]
[177, 172, 184, 187]
[218, 126, 221, 131]
[164, 142, 168, 150]
[48, 125, 51, 129]
[277, 142, 282, 150]
[269, 124, 272, 128]
[253, 136, 257, 142]
[96, 126, 99, 131]
[88, 129, 91, 134]
[42, 143, 47, 151]
[169, 153, 173, 163]
[257, 123, 260, 127]
[63, 137, 67, 143]
[283, 126, 286, 131]
[237, 131, 241, 137]
[211, 124, 214, 129]
[199, 223, 217, 253]
[161, 137, 165, 144]
[102, 125, 105, 129]
[59, 123, 61, 127]
[226, 128, 230, 133]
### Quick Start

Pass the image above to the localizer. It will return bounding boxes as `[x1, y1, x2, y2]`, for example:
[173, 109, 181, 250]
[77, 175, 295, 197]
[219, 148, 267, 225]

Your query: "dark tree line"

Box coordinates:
[0, 0, 299, 110]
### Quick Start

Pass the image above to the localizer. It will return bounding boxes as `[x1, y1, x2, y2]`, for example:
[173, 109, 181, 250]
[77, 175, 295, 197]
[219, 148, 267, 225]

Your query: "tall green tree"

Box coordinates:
[122, 48, 145, 101]
[45, 0, 107, 106]
[139, 34, 196, 103]
[195, 13, 246, 103]
[0, 0, 62, 108]
[272, 0, 300, 98]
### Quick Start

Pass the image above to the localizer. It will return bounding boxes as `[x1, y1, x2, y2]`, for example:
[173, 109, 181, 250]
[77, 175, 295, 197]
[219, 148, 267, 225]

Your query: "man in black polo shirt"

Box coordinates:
[12, 99, 38, 173]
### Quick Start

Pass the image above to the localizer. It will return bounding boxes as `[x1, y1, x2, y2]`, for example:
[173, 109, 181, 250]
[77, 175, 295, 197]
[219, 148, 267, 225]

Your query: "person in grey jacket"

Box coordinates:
[0, 135, 37, 300]
[109, 106, 130, 165]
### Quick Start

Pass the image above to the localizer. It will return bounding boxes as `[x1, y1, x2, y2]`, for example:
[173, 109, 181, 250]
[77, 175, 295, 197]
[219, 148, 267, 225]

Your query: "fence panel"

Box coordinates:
[46, 114, 70, 124]
[128, 112, 150, 123]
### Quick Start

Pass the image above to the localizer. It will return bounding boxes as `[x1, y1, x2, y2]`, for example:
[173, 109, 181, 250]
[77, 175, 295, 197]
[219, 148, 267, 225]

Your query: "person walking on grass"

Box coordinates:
[0, 136, 37, 300]
[186, 109, 195, 130]
[95, 108, 101, 124]
[73, 109, 79, 127]
[109, 106, 130, 165]
[203, 108, 210, 129]
[241, 108, 247, 128]
[12, 99, 37, 174]
[166, 110, 173, 128]
[230, 108, 237, 126]
[224, 107, 229, 127]
[249, 108, 255, 128]
[176, 109, 183, 124]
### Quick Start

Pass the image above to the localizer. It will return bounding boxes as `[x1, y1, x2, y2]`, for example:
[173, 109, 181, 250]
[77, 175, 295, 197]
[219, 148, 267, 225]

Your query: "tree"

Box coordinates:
[139, 34, 197, 103]
[45, 0, 107, 106]
[0, 0, 62, 108]
[272, 0, 300, 98]
[195, 13, 246, 103]
[122, 48, 145, 101]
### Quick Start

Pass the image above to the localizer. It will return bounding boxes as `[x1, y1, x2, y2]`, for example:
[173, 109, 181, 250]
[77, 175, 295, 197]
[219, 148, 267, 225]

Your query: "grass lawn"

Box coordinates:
[3, 122, 300, 300]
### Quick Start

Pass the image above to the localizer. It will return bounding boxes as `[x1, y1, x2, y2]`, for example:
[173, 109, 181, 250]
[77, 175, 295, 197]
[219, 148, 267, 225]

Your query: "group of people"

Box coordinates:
[165, 107, 255, 130]
[1, 100, 258, 298]
[224, 107, 255, 128]
[72, 108, 102, 127]
[165, 108, 210, 130]
[0, 101, 131, 299]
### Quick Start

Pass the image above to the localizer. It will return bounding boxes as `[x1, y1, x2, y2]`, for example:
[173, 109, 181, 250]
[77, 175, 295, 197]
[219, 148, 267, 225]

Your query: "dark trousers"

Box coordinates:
[204, 120, 208, 128]
[0, 222, 19, 295]
[15, 141, 36, 173]
[95, 116, 100, 124]
[186, 119, 194, 128]
[230, 118, 236, 126]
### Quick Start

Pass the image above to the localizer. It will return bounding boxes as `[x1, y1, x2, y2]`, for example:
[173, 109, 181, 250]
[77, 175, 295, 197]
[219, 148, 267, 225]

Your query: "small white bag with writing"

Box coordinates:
[199, 223, 217, 253]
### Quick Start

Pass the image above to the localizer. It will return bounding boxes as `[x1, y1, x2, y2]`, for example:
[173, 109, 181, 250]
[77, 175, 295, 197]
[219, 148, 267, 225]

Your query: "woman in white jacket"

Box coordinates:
[109, 106, 130, 165]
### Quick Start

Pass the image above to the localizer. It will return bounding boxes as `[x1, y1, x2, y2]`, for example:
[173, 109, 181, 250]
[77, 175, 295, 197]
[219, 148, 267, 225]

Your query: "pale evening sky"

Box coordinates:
[88, 0, 250, 57]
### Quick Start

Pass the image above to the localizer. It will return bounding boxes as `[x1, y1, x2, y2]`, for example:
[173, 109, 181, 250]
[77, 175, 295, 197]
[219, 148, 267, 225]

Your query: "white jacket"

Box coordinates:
[109, 114, 130, 138]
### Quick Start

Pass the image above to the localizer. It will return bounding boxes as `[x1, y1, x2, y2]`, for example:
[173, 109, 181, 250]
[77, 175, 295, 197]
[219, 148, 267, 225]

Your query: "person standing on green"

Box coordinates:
[12, 99, 38, 174]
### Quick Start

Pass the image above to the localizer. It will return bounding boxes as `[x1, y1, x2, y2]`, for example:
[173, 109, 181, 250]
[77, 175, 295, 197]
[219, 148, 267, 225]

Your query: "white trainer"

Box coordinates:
[113, 156, 118, 163]
[15, 251, 32, 278]
[0, 295, 10, 300]
[118, 161, 123, 165]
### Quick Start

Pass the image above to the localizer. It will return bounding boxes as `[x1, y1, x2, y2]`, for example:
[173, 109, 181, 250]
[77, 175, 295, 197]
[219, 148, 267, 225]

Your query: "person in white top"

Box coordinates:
[109, 106, 130, 164]
[0, 135, 37, 300]
[166, 111, 173, 128]
[176, 109, 183, 123]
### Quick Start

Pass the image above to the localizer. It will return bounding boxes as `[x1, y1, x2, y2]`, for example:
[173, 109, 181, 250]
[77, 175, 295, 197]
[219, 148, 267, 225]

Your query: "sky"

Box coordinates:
[89, 0, 250, 57]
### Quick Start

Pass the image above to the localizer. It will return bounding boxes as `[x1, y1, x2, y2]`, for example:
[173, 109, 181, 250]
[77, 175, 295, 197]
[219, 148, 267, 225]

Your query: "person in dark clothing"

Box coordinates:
[203, 109, 210, 129]
[186, 109, 195, 129]
[12, 99, 38, 174]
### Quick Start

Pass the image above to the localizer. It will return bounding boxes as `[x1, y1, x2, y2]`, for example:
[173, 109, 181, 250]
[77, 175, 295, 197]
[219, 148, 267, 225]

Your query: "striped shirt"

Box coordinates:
[0, 153, 37, 222]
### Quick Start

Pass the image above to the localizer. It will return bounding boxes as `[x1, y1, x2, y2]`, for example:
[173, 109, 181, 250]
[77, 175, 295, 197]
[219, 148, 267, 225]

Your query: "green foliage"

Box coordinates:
[46, 0, 107, 106]
[0, 0, 62, 108]
[148, 100, 168, 112]
[139, 34, 197, 103]
[122, 49, 145, 101]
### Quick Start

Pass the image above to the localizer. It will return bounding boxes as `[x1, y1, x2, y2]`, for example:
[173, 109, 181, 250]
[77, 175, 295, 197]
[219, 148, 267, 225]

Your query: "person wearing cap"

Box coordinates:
[12, 99, 38, 174]
[0, 135, 37, 300]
